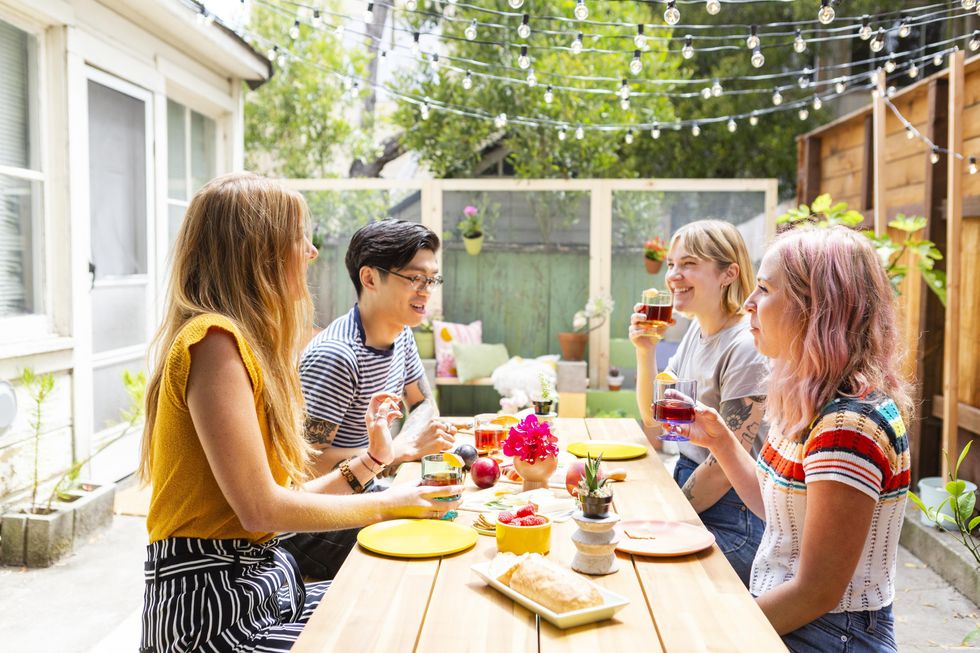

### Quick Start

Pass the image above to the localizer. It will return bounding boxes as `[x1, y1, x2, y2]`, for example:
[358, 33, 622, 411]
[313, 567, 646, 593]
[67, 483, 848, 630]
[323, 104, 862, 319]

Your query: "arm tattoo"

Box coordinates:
[681, 454, 717, 502]
[305, 416, 340, 445]
[407, 374, 433, 413]
[720, 396, 764, 448]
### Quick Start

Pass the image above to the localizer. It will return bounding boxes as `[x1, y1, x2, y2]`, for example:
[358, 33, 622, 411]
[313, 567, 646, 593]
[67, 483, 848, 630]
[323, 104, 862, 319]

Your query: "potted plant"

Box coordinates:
[531, 372, 557, 415]
[607, 367, 624, 391]
[578, 453, 613, 518]
[643, 237, 667, 274]
[502, 414, 559, 492]
[558, 294, 614, 361]
[459, 205, 484, 255]
[412, 314, 437, 359]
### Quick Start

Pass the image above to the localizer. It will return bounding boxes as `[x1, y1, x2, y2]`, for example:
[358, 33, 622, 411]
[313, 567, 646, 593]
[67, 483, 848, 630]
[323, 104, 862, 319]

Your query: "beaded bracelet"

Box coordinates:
[338, 458, 365, 493]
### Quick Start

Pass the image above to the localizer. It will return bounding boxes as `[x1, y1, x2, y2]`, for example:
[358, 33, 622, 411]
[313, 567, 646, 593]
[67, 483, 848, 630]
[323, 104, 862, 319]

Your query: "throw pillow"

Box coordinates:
[453, 343, 510, 383]
[433, 319, 482, 377]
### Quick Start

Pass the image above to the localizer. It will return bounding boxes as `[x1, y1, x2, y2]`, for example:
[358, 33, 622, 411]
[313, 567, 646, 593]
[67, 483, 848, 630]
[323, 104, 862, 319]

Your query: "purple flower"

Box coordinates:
[502, 414, 559, 464]
[463, 205, 478, 217]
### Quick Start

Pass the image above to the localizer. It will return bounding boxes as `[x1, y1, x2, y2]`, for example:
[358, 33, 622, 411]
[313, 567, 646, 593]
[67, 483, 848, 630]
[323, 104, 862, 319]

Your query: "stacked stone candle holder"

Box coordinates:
[570, 510, 621, 575]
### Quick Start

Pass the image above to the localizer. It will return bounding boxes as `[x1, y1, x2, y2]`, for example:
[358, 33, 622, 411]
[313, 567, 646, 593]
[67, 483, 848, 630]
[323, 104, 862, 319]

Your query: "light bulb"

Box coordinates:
[930, 149, 940, 164]
[617, 80, 630, 100]
[711, 79, 723, 97]
[651, 125, 661, 139]
[934, 53, 944, 67]
[691, 123, 701, 136]
[835, 79, 846, 94]
[887, 85, 896, 97]
[518, 46, 530, 69]
[884, 56, 896, 74]
[799, 108, 809, 120]
[772, 89, 783, 105]
[871, 87, 880, 99]
[794, 30, 807, 53]
[558, 127, 567, 141]
[508, 0, 524, 8]
[634, 24, 646, 49]
[798, 72, 811, 89]
[625, 129, 634, 144]
[630, 52, 643, 75]
[574, 0, 589, 21]
[420, 102, 430, 120]
[312, 9, 323, 28]
[964, 0, 977, 9]
[462, 71, 473, 90]
[971, 31, 980, 52]
[749, 113, 759, 126]
[909, 63, 919, 79]
[443, 0, 455, 12]
[430, 53, 440, 69]
[859, 16, 871, 41]
[870, 28, 884, 53]
[899, 19, 910, 39]
[706, 0, 721, 15]
[727, 118, 737, 132]
[575, 125, 585, 140]
[518, 15, 530, 39]
[701, 86, 712, 100]
[289, 20, 300, 40]
[751, 47, 765, 68]
[813, 96, 823, 110]
[682, 35, 695, 59]
[970, 156, 977, 174]
[571, 33, 583, 54]
[526, 70, 537, 87]
[412, 32, 420, 54]
[464, 20, 477, 40]
[664, 1, 680, 26]
[544, 86, 554, 103]
[405, 0, 417, 10]
[746, 26, 759, 50]
[818, 0, 835, 25]
[869, 69, 879, 85]
[494, 113, 508, 129]
[267, 47, 277, 61]
[906, 126, 915, 140]
[363, 3, 374, 24]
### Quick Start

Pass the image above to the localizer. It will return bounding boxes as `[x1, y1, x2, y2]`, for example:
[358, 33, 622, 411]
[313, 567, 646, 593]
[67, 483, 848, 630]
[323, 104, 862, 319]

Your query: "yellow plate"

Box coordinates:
[357, 519, 477, 558]
[566, 440, 648, 461]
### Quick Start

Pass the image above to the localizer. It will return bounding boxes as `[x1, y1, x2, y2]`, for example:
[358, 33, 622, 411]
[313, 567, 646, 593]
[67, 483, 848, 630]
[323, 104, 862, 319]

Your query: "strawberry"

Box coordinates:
[497, 511, 515, 524]
[511, 517, 531, 526]
[515, 504, 537, 518]
[522, 516, 547, 526]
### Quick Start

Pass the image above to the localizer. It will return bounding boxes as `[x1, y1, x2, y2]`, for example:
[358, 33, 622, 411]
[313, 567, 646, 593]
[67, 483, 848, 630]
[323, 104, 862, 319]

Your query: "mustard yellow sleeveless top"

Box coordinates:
[146, 313, 287, 544]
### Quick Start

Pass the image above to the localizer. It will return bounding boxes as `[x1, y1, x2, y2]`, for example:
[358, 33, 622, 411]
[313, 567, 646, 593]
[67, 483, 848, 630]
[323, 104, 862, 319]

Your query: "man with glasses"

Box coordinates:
[283, 219, 456, 579]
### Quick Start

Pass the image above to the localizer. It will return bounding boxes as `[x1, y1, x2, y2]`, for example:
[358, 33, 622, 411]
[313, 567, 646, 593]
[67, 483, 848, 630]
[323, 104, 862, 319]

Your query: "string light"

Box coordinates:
[711, 79, 723, 97]
[970, 156, 978, 175]
[618, 79, 631, 100]
[634, 24, 646, 49]
[813, 96, 823, 110]
[798, 70, 811, 89]
[412, 31, 420, 54]
[462, 71, 473, 90]
[420, 100, 430, 119]
[494, 112, 508, 129]
[772, 88, 783, 105]
[574, 0, 589, 21]
[794, 29, 807, 53]
[746, 25, 760, 50]
[749, 112, 759, 126]
[835, 78, 846, 93]
[906, 125, 915, 140]
[664, 1, 680, 26]
[970, 31, 980, 51]
[404, 0, 417, 11]
[934, 53, 944, 66]
[508, 0, 524, 8]
[727, 117, 737, 132]
[798, 107, 809, 120]
[518, 14, 531, 39]
[630, 50, 643, 75]
[930, 147, 940, 164]
[544, 85, 554, 103]
[898, 17, 911, 39]
[651, 124, 661, 139]
[289, 19, 300, 40]
[818, 0, 836, 25]
[682, 35, 695, 60]
[571, 32, 583, 54]
[701, 85, 712, 99]
[464, 19, 477, 40]
[691, 122, 701, 136]
[517, 45, 531, 69]
[859, 16, 872, 40]
[575, 124, 585, 140]
[909, 62, 919, 78]
[751, 46, 765, 68]
[884, 54, 897, 73]
[558, 126, 567, 140]
[625, 128, 635, 144]
[526, 69, 537, 86]
[706, 0, 722, 16]
[870, 28, 885, 53]
[311, 9, 322, 28]
[363, 2, 374, 24]
[964, 0, 977, 9]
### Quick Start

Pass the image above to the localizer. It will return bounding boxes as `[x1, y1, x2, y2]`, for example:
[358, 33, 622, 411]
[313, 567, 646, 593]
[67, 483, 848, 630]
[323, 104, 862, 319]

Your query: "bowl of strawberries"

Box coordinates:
[495, 504, 551, 555]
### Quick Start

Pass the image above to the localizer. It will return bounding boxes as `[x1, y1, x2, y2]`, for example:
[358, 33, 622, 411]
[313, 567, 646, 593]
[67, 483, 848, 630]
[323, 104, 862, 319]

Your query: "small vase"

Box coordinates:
[513, 456, 558, 492]
[644, 257, 662, 274]
[558, 332, 588, 361]
[580, 494, 613, 519]
[532, 400, 553, 415]
[463, 234, 484, 255]
[607, 375, 623, 391]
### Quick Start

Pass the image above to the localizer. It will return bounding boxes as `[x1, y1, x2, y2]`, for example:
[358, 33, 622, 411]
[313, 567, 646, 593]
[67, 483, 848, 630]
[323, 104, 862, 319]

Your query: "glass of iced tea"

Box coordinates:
[420, 454, 463, 520]
[639, 288, 673, 337]
[474, 413, 503, 455]
[652, 378, 697, 441]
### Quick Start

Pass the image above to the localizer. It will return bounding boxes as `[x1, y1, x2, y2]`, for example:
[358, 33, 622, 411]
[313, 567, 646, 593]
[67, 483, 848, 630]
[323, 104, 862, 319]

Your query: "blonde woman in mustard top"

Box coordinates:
[138, 172, 461, 653]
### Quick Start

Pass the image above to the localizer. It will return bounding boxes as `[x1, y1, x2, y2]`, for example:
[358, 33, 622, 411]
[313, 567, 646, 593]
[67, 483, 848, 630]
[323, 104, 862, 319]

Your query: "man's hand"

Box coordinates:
[393, 418, 456, 463]
[364, 392, 403, 466]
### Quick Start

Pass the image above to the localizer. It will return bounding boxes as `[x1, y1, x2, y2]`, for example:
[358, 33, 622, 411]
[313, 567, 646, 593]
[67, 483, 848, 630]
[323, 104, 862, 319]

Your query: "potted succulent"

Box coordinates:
[559, 294, 614, 361]
[643, 236, 667, 274]
[459, 205, 484, 255]
[531, 372, 557, 415]
[578, 453, 613, 518]
[607, 366, 624, 391]
[502, 414, 560, 492]
[412, 314, 437, 359]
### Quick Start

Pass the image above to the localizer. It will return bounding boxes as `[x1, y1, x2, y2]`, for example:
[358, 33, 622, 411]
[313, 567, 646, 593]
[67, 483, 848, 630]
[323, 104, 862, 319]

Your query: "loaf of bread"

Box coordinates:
[488, 552, 527, 586]
[507, 554, 604, 613]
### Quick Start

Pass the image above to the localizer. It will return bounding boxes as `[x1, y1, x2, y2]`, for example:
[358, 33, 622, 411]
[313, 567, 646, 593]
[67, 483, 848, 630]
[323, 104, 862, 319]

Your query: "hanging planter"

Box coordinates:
[644, 257, 663, 274]
[462, 233, 484, 256]
[643, 237, 667, 274]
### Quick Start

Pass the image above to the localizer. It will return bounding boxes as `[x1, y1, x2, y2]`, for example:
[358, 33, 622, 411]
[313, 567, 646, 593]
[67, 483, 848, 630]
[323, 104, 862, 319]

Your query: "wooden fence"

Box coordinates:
[796, 51, 979, 484]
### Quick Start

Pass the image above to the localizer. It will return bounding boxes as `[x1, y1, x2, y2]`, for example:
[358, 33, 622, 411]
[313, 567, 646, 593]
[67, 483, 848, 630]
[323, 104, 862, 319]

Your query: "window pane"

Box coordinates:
[167, 202, 185, 251]
[92, 358, 146, 433]
[190, 111, 216, 193]
[91, 282, 147, 353]
[167, 100, 187, 201]
[0, 175, 40, 317]
[88, 80, 147, 277]
[0, 20, 37, 170]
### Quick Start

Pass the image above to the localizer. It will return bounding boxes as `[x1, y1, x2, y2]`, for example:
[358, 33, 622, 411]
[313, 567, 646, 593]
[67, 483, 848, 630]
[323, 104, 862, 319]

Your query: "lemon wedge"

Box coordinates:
[655, 371, 678, 382]
[442, 452, 465, 468]
[491, 415, 520, 429]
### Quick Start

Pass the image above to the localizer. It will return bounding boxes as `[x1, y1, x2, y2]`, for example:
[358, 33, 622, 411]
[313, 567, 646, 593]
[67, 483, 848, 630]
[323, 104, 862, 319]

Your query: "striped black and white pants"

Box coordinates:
[141, 536, 330, 652]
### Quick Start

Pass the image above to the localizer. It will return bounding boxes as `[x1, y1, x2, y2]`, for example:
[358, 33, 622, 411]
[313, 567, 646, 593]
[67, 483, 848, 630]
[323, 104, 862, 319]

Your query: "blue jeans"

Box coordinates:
[782, 605, 897, 653]
[674, 454, 764, 587]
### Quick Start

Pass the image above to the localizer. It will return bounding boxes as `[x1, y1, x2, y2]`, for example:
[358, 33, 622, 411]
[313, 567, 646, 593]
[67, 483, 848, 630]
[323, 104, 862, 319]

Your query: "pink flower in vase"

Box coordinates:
[502, 414, 559, 464]
[463, 205, 478, 217]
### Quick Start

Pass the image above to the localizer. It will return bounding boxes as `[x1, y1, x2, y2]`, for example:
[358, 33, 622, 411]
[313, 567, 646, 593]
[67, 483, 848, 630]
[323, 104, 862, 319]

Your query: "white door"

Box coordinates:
[85, 70, 154, 478]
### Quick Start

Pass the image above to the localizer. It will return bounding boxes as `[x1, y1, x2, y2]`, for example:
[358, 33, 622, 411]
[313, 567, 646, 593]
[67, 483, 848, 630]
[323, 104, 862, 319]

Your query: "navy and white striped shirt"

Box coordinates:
[299, 305, 425, 448]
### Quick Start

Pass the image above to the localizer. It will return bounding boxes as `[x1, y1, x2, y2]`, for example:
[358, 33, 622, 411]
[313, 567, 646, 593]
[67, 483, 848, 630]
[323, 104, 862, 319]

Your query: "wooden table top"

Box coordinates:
[293, 418, 786, 652]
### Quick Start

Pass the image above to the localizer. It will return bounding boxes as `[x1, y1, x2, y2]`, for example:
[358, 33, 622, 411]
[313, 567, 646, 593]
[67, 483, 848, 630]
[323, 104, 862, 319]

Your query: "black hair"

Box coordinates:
[345, 219, 440, 296]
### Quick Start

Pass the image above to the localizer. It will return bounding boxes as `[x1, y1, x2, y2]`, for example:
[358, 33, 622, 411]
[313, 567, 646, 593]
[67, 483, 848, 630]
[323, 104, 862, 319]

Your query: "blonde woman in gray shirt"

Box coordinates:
[630, 220, 768, 586]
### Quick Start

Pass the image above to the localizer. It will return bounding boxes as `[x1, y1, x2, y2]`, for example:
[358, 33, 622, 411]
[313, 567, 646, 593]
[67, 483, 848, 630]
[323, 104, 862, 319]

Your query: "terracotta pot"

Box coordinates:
[513, 456, 558, 492]
[558, 331, 588, 361]
[607, 375, 624, 391]
[463, 234, 484, 255]
[644, 257, 663, 274]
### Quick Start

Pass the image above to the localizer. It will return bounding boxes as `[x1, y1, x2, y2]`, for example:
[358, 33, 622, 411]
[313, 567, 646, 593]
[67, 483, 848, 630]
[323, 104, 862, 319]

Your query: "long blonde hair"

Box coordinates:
[138, 172, 315, 485]
[670, 220, 754, 316]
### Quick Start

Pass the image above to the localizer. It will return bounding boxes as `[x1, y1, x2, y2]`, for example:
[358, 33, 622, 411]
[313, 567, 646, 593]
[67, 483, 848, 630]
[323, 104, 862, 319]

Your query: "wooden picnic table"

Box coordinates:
[293, 418, 787, 652]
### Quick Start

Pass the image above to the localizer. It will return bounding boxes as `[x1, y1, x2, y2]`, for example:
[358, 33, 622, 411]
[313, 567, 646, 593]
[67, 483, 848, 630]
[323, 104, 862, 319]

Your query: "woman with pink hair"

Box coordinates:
[671, 226, 910, 652]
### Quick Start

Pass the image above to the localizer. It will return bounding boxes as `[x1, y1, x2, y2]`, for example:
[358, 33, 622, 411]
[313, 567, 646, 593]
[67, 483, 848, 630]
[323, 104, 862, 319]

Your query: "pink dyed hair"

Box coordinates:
[763, 226, 913, 439]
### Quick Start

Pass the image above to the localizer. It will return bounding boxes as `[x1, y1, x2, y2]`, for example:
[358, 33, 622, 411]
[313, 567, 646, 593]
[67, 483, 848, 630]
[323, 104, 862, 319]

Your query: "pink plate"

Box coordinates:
[615, 519, 715, 557]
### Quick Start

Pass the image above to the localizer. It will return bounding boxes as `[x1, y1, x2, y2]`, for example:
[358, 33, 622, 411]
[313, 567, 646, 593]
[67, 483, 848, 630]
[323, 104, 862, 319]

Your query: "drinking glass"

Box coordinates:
[420, 454, 463, 520]
[652, 378, 697, 441]
[474, 413, 503, 455]
[639, 288, 673, 338]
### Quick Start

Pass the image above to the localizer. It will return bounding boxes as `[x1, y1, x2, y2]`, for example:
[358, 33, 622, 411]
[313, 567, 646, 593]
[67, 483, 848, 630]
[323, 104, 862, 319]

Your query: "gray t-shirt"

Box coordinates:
[665, 316, 769, 464]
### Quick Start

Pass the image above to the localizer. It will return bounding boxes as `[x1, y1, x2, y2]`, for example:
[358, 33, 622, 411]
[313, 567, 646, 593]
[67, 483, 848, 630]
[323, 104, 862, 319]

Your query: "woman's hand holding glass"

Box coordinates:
[663, 394, 735, 452]
[382, 483, 464, 520]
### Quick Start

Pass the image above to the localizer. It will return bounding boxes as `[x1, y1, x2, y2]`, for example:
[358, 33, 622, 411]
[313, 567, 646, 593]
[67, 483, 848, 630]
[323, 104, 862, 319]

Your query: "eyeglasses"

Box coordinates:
[376, 267, 444, 292]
